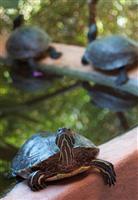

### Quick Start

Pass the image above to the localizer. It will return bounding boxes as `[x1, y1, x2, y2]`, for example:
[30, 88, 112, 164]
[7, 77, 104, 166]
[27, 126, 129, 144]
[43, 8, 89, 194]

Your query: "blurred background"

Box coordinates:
[0, 0, 138, 195]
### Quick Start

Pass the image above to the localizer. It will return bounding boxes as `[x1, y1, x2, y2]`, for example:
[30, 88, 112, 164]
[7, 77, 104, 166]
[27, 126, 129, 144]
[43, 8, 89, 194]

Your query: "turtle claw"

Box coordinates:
[115, 76, 129, 86]
[31, 185, 40, 192]
[28, 171, 47, 191]
[30, 183, 47, 191]
[91, 159, 116, 187]
[29, 183, 47, 191]
[101, 170, 115, 187]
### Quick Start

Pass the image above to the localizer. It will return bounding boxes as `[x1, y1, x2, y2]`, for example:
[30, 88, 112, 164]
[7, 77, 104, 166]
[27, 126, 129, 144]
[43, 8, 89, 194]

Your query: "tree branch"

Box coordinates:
[0, 81, 81, 114]
[0, 142, 18, 161]
[88, 0, 99, 25]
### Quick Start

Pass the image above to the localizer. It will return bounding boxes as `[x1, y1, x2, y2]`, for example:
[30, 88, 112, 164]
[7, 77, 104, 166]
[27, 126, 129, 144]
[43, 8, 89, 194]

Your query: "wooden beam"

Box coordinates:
[0, 35, 138, 96]
[1, 126, 137, 200]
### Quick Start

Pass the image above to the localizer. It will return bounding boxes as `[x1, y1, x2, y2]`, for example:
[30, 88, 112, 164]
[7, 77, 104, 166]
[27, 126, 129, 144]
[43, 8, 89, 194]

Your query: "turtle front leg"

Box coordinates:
[115, 66, 129, 86]
[48, 46, 62, 59]
[90, 159, 116, 187]
[28, 170, 48, 191]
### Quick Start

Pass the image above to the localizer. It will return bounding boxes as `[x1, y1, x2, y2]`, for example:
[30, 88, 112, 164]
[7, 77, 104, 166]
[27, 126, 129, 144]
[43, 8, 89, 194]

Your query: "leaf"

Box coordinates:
[0, 0, 19, 8]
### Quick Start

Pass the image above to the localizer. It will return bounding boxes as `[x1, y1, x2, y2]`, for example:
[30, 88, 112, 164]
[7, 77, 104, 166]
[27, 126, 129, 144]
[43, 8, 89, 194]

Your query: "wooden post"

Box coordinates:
[1, 126, 138, 200]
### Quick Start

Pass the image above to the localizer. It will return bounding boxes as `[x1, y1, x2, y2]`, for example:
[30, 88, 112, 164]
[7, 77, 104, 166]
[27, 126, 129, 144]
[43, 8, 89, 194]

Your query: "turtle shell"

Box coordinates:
[6, 26, 51, 60]
[83, 82, 138, 111]
[84, 35, 138, 70]
[11, 132, 98, 178]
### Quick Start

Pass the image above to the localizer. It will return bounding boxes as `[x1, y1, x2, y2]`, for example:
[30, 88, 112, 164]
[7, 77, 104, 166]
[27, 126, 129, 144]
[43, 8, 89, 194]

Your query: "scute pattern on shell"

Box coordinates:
[84, 35, 138, 70]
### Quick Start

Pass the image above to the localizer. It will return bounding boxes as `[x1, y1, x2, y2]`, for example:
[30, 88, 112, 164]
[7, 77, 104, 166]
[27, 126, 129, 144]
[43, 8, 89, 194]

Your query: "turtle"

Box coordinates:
[6, 14, 62, 71]
[81, 34, 138, 85]
[82, 81, 138, 112]
[11, 127, 116, 191]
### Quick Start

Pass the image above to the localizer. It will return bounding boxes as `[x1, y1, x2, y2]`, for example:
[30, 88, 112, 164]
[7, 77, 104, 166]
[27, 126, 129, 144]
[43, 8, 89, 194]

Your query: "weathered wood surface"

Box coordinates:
[1, 126, 138, 200]
[0, 35, 138, 96]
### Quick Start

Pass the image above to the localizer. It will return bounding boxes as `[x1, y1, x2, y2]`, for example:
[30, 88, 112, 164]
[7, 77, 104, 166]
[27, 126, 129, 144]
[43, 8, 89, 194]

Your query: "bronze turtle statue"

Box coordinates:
[11, 128, 116, 191]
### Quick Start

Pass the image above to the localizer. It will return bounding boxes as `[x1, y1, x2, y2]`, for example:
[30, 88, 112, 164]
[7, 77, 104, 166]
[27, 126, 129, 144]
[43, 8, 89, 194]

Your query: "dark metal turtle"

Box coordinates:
[11, 128, 116, 191]
[6, 15, 62, 70]
[82, 34, 138, 85]
[82, 82, 138, 112]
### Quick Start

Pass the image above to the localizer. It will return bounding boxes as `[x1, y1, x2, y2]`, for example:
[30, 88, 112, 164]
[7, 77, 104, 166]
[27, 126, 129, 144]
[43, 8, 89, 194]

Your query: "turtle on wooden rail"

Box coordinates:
[82, 34, 138, 86]
[5, 15, 62, 91]
[6, 14, 62, 69]
[11, 128, 116, 191]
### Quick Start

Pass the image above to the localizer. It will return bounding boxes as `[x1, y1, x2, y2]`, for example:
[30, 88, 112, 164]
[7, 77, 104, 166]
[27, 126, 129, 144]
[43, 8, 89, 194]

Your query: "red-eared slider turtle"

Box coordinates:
[82, 82, 138, 112]
[82, 35, 138, 85]
[11, 128, 116, 191]
[6, 15, 62, 70]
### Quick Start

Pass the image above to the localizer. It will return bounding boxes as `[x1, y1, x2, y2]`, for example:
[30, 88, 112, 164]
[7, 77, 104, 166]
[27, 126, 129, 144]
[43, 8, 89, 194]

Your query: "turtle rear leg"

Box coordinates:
[115, 67, 129, 86]
[28, 170, 48, 191]
[90, 159, 116, 187]
[48, 46, 62, 59]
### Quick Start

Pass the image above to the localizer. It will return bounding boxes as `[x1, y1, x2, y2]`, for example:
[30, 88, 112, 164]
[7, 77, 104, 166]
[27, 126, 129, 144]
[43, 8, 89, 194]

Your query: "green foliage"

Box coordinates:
[0, 0, 19, 8]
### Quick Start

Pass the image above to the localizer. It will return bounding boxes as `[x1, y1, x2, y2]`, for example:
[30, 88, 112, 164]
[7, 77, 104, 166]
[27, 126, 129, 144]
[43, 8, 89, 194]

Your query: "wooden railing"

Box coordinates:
[0, 35, 138, 96]
[1, 126, 138, 200]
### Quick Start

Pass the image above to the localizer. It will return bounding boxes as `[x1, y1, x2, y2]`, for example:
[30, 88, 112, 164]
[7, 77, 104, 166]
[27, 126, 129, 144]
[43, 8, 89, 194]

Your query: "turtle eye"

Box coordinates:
[58, 128, 63, 133]
[57, 127, 67, 134]
[58, 128, 61, 132]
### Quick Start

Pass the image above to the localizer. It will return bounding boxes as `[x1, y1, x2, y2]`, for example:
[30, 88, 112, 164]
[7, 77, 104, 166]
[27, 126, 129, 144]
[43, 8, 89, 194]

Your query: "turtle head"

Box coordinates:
[56, 128, 75, 166]
[13, 14, 24, 30]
